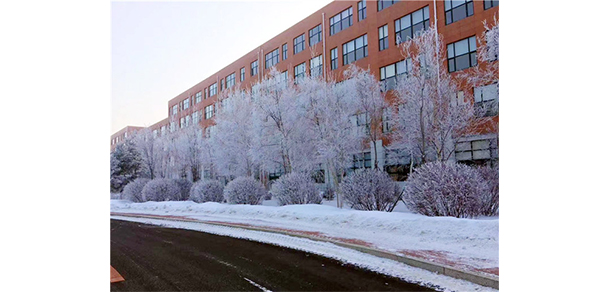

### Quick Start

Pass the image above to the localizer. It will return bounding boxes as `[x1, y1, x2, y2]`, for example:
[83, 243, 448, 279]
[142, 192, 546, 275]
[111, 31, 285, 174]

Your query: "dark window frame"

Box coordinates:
[445, 0, 474, 25]
[309, 24, 322, 47]
[294, 62, 306, 84]
[240, 67, 245, 81]
[282, 43, 288, 60]
[358, 1, 367, 21]
[377, 0, 397, 12]
[483, 0, 499, 10]
[379, 24, 389, 51]
[265, 48, 280, 69]
[342, 34, 368, 66]
[294, 34, 305, 55]
[329, 7, 353, 36]
[330, 47, 338, 70]
[447, 36, 477, 73]
[395, 6, 430, 45]
[251, 60, 258, 77]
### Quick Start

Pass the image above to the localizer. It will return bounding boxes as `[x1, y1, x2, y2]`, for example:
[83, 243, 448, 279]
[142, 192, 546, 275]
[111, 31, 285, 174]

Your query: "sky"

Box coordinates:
[112, 0, 334, 133]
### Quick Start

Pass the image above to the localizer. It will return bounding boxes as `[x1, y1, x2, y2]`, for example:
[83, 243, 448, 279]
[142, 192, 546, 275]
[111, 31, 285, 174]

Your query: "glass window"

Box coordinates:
[294, 62, 306, 84]
[310, 55, 323, 78]
[294, 34, 305, 54]
[445, 0, 474, 25]
[240, 67, 245, 81]
[379, 25, 388, 51]
[251, 60, 258, 76]
[330, 47, 338, 70]
[205, 105, 214, 119]
[342, 34, 368, 65]
[282, 43, 288, 60]
[395, 6, 430, 44]
[377, 0, 397, 12]
[172, 104, 178, 116]
[182, 98, 189, 110]
[329, 7, 353, 36]
[358, 1, 367, 21]
[195, 91, 202, 104]
[484, 0, 499, 10]
[447, 36, 477, 72]
[309, 24, 322, 47]
[265, 48, 280, 69]
[226, 73, 235, 88]
[209, 83, 217, 96]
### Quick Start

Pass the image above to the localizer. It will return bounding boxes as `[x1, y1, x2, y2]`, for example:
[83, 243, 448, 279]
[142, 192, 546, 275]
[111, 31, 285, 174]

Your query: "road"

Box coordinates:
[110, 219, 435, 291]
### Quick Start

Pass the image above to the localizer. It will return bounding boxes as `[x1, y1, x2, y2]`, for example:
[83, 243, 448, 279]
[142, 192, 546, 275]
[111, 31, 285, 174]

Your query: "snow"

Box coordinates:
[110, 199, 498, 272]
[111, 214, 497, 292]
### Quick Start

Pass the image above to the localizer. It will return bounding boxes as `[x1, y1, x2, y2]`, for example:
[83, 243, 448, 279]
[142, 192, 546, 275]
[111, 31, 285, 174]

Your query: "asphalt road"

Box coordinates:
[110, 219, 435, 291]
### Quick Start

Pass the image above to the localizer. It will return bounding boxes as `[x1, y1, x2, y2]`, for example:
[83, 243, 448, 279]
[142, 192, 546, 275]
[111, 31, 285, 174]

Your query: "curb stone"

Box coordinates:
[110, 212, 499, 290]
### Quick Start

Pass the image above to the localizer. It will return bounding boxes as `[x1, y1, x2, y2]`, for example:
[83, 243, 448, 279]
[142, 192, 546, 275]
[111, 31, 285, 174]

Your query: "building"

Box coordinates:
[112, 0, 500, 180]
[110, 126, 144, 152]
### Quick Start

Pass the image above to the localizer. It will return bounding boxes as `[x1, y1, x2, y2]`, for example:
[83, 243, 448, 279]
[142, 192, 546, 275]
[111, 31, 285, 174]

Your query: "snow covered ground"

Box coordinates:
[110, 199, 498, 272]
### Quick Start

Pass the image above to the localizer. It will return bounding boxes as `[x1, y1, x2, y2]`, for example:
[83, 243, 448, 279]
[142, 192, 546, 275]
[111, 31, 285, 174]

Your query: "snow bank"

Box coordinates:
[111, 199, 498, 269]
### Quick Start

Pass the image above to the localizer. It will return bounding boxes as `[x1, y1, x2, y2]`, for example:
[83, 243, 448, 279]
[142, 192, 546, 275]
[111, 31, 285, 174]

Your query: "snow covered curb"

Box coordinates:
[111, 215, 498, 291]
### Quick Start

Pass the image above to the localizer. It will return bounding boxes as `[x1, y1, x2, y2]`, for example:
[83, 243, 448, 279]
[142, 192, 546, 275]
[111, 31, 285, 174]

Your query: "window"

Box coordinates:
[309, 24, 322, 47]
[455, 136, 498, 162]
[280, 71, 288, 84]
[474, 83, 499, 116]
[205, 104, 214, 119]
[265, 48, 279, 69]
[195, 91, 202, 104]
[352, 152, 372, 169]
[226, 73, 235, 89]
[185, 115, 191, 127]
[204, 88, 208, 99]
[170, 122, 176, 132]
[358, 1, 367, 21]
[193, 110, 202, 123]
[379, 25, 388, 51]
[182, 98, 189, 110]
[172, 104, 178, 116]
[342, 34, 368, 65]
[294, 34, 305, 54]
[380, 59, 410, 91]
[180, 117, 185, 128]
[251, 60, 258, 76]
[484, 0, 499, 10]
[310, 55, 323, 78]
[395, 6, 430, 44]
[161, 126, 166, 136]
[355, 112, 371, 134]
[294, 62, 306, 84]
[377, 0, 397, 12]
[209, 83, 217, 96]
[445, 0, 474, 25]
[382, 108, 392, 133]
[447, 36, 477, 72]
[329, 7, 353, 36]
[282, 43, 288, 60]
[330, 47, 338, 70]
[240, 67, 245, 81]
[220, 79, 224, 91]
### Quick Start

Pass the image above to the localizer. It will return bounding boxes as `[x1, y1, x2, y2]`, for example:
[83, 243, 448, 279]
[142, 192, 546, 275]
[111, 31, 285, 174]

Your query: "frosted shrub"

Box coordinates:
[141, 178, 181, 202]
[175, 179, 193, 201]
[477, 165, 499, 216]
[339, 169, 402, 212]
[122, 178, 150, 202]
[223, 177, 266, 205]
[189, 180, 224, 203]
[271, 172, 322, 206]
[404, 161, 490, 218]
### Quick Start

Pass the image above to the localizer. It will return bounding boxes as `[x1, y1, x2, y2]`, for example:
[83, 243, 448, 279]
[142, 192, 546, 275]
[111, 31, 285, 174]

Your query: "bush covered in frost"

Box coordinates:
[271, 172, 322, 205]
[339, 169, 402, 212]
[223, 176, 266, 205]
[477, 165, 499, 216]
[141, 178, 181, 202]
[122, 178, 150, 202]
[189, 179, 224, 203]
[404, 161, 490, 218]
[175, 178, 193, 201]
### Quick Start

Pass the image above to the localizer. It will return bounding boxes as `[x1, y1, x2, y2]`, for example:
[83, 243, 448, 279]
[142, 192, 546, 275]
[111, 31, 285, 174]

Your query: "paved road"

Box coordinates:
[110, 219, 435, 291]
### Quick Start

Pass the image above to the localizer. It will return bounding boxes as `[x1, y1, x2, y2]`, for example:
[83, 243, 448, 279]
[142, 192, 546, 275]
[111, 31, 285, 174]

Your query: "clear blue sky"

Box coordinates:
[112, 0, 334, 133]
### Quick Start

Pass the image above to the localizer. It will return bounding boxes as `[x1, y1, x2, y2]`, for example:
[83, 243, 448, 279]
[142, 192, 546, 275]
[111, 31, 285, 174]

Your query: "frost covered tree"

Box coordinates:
[343, 65, 388, 170]
[270, 172, 322, 205]
[404, 161, 489, 218]
[141, 178, 182, 202]
[209, 89, 258, 178]
[477, 164, 499, 216]
[173, 124, 206, 182]
[251, 69, 312, 175]
[339, 169, 402, 212]
[223, 176, 267, 205]
[110, 138, 144, 193]
[189, 179, 224, 203]
[121, 178, 150, 202]
[175, 178, 193, 201]
[296, 75, 363, 207]
[132, 127, 163, 179]
[392, 25, 479, 164]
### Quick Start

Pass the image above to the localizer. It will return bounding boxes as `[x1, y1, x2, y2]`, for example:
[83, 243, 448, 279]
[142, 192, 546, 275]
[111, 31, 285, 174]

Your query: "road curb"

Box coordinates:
[110, 212, 499, 290]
